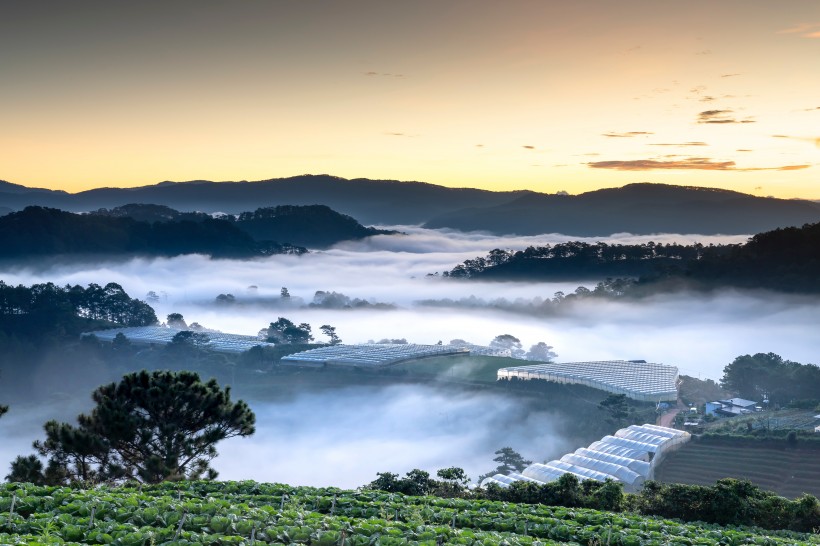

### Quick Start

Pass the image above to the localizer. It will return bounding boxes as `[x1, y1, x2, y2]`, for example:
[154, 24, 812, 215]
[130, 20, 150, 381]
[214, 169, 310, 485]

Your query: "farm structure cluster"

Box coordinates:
[83, 325, 276, 353]
[281, 343, 469, 367]
[482, 424, 691, 493]
[497, 360, 679, 402]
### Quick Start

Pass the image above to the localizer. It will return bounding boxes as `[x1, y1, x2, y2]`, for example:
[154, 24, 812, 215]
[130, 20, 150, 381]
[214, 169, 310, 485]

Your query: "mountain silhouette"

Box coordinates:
[2, 176, 818, 235]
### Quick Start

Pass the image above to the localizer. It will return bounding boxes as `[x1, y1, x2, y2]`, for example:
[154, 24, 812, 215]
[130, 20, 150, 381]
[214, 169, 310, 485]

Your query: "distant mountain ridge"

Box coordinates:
[2, 176, 819, 235]
[92, 203, 396, 248]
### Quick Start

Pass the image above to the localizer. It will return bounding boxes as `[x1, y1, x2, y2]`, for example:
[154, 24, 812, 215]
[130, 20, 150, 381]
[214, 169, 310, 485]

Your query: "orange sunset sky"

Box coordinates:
[2, 1, 819, 198]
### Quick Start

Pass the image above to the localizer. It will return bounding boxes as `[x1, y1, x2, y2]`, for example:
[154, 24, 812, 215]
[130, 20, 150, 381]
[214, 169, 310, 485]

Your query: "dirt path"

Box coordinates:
[658, 400, 688, 427]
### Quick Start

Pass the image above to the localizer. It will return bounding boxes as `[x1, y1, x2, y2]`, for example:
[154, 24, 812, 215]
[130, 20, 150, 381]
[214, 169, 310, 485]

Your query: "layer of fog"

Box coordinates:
[0, 227, 817, 485]
[0, 383, 569, 488]
[0, 228, 812, 380]
[215, 384, 570, 488]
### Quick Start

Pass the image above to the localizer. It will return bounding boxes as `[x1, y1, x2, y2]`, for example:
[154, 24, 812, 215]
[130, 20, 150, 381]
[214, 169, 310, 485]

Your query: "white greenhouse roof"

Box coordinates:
[497, 360, 679, 402]
[486, 424, 690, 493]
[83, 326, 274, 354]
[281, 343, 469, 368]
[586, 441, 651, 462]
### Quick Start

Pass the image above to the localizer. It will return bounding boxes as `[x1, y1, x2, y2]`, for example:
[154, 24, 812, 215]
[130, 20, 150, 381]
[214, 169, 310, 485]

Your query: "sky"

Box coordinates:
[1, 0, 819, 198]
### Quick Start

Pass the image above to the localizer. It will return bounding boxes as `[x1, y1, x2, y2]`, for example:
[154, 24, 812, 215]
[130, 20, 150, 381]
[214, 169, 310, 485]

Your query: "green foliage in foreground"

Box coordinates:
[1, 480, 818, 546]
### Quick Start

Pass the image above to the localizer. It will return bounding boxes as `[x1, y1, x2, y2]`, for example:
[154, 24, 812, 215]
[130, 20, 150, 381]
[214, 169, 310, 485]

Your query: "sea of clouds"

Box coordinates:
[1, 227, 818, 485]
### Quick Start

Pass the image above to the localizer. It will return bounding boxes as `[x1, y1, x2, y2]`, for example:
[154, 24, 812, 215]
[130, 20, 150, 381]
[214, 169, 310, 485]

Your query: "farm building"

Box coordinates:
[83, 325, 274, 353]
[705, 397, 759, 417]
[281, 343, 469, 368]
[481, 424, 690, 493]
[497, 360, 679, 402]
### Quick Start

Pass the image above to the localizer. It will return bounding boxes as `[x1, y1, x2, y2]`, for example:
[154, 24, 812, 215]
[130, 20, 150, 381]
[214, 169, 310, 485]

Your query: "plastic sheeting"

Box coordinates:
[84, 326, 274, 354]
[282, 344, 469, 368]
[497, 360, 679, 402]
[487, 424, 690, 492]
[573, 448, 651, 477]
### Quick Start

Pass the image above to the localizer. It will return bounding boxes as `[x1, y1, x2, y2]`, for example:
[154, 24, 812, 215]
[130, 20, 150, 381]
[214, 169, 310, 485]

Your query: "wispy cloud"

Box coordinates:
[588, 157, 809, 171]
[601, 131, 654, 138]
[697, 110, 755, 124]
[772, 134, 820, 147]
[365, 71, 405, 78]
[720, 73, 742, 78]
[649, 142, 708, 147]
[522, 145, 535, 150]
[778, 23, 820, 38]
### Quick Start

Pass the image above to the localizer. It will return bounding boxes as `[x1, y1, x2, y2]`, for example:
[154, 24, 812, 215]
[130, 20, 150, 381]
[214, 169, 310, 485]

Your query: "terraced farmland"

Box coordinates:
[2, 480, 818, 546]
[654, 440, 820, 499]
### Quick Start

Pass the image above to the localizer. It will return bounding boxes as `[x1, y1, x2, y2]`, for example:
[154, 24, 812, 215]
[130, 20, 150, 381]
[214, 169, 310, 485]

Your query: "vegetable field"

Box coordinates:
[1, 481, 818, 546]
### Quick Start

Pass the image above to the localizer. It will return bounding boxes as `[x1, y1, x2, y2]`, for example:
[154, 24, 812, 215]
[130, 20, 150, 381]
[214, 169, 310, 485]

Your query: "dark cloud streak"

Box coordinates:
[589, 157, 809, 171]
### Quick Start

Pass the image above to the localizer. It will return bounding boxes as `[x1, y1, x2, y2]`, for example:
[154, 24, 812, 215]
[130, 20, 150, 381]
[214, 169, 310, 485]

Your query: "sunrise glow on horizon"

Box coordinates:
[2, 1, 819, 198]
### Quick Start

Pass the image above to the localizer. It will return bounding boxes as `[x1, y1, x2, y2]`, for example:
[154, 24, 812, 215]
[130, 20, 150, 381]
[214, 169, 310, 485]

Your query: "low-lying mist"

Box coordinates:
[215, 384, 570, 488]
[2, 227, 818, 484]
[0, 228, 813, 379]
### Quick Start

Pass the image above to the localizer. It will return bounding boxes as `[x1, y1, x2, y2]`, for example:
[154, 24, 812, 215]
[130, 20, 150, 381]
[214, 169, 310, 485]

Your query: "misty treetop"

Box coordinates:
[440, 221, 820, 293]
[441, 241, 720, 280]
[0, 281, 156, 337]
[8, 370, 255, 485]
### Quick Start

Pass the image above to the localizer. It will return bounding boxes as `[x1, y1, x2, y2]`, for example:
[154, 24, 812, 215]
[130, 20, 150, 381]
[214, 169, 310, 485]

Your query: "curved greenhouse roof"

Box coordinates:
[586, 441, 651, 462]
[559, 454, 644, 490]
[523, 463, 589, 483]
[281, 343, 469, 368]
[83, 326, 273, 354]
[574, 448, 651, 477]
[487, 424, 689, 491]
[497, 360, 678, 402]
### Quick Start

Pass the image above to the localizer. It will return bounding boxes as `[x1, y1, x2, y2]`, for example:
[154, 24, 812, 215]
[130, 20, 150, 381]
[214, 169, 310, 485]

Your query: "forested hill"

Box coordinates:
[229, 205, 397, 248]
[0, 206, 306, 260]
[443, 222, 820, 293]
[91, 203, 396, 248]
[3, 177, 819, 235]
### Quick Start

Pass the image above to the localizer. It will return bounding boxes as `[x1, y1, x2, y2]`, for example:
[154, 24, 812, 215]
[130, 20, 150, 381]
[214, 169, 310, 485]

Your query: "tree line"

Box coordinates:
[366, 463, 819, 533]
[441, 241, 726, 280]
[440, 221, 820, 293]
[721, 352, 820, 408]
[0, 281, 156, 337]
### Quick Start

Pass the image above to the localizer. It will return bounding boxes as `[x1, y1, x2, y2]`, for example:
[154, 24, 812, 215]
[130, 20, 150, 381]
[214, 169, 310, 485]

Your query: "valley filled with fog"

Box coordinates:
[2, 226, 819, 487]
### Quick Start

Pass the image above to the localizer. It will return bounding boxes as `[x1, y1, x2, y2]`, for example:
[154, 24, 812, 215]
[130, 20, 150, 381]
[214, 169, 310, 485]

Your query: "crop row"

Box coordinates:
[1, 481, 818, 546]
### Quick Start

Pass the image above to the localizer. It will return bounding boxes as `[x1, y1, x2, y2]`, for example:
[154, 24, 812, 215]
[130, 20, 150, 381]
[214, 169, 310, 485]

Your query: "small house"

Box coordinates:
[705, 397, 758, 417]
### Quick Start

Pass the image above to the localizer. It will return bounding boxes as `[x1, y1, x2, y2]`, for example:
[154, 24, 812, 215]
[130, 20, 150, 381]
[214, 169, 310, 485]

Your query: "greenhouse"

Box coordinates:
[482, 424, 690, 491]
[496, 360, 679, 402]
[585, 441, 651, 462]
[573, 448, 651, 477]
[281, 343, 469, 368]
[522, 463, 589, 484]
[83, 326, 274, 353]
[559, 454, 645, 491]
